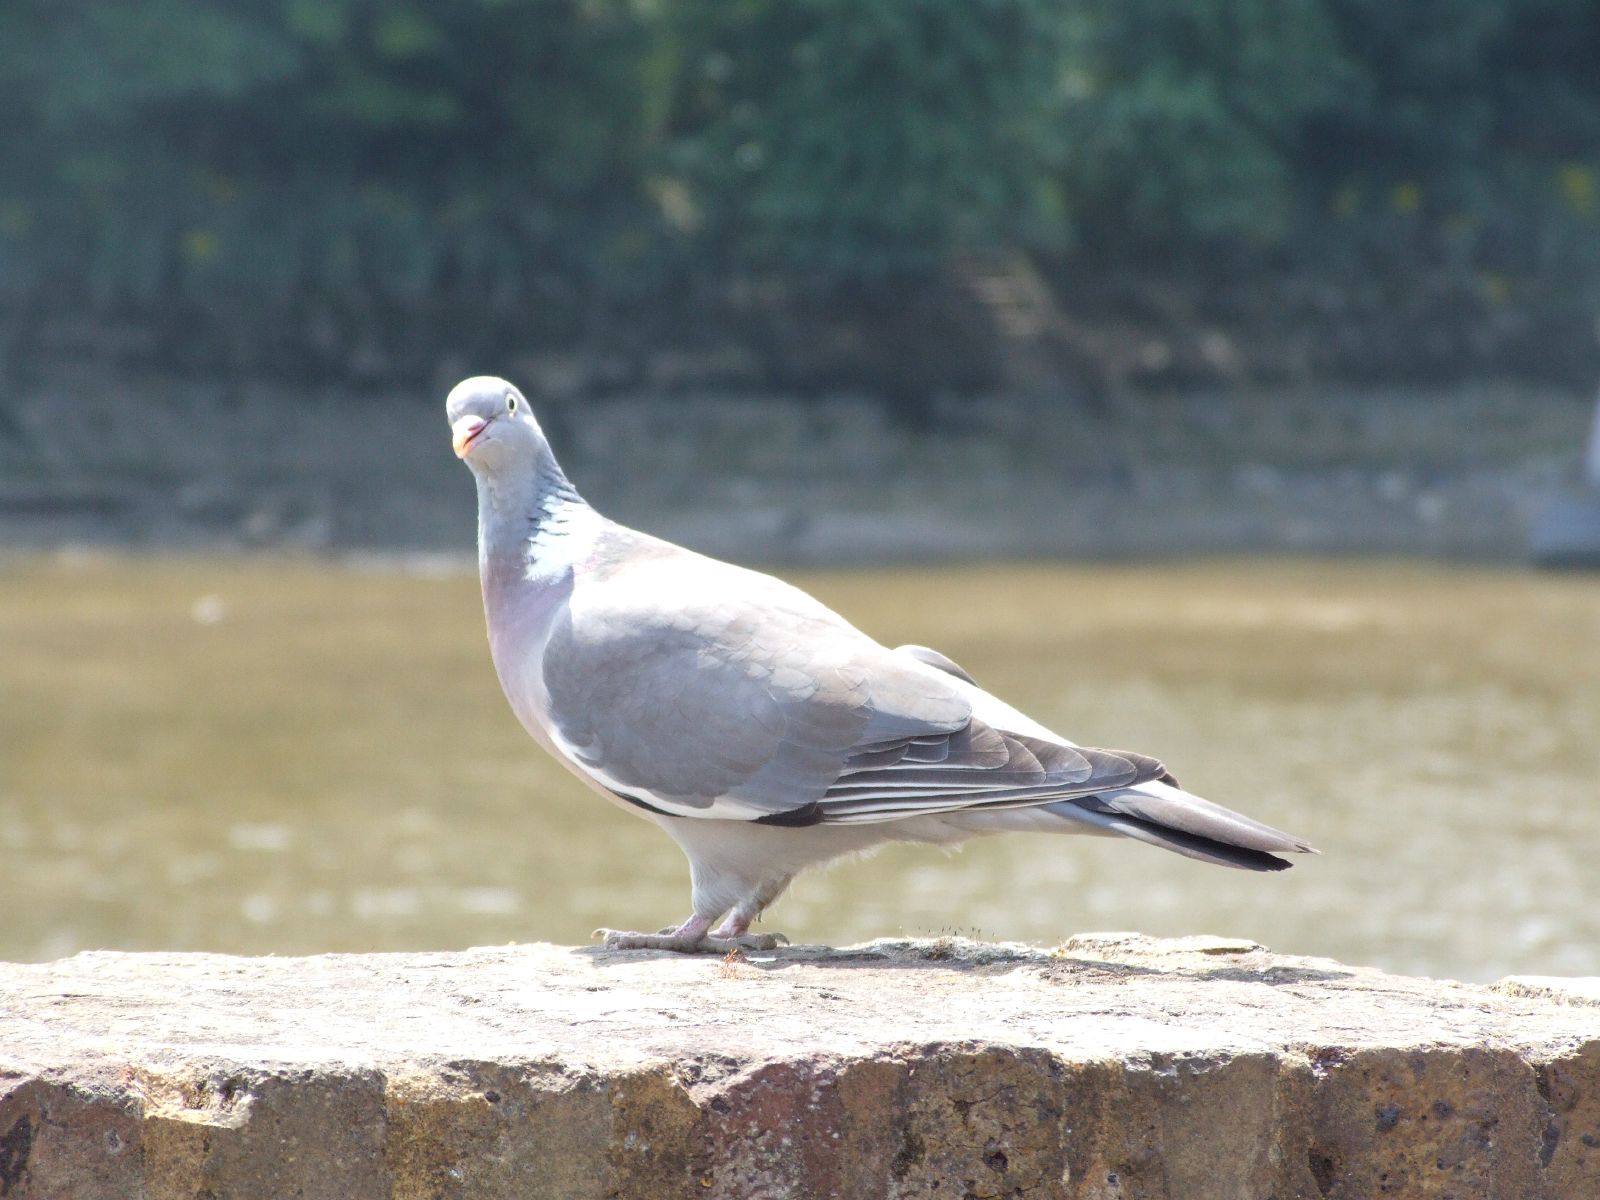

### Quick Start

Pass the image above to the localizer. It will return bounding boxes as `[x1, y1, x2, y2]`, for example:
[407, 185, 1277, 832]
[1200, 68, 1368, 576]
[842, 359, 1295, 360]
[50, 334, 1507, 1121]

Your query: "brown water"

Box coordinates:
[2, 555, 1597, 982]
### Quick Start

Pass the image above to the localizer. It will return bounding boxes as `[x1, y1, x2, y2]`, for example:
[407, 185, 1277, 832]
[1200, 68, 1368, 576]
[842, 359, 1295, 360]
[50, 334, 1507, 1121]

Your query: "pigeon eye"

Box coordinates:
[505, 392, 518, 414]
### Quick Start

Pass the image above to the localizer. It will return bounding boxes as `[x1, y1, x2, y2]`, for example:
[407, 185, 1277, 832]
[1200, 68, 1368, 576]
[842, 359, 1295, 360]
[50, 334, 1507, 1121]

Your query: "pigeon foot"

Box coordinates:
[715, 931, 789, 951]
[709, 912, 788, 951]
[594, 928, 713, 953]
[592, 927, 790, 954]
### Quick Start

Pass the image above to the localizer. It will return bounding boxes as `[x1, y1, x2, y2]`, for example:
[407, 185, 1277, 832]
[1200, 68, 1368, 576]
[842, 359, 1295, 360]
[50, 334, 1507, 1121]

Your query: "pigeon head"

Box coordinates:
[446, 376, 548, 475]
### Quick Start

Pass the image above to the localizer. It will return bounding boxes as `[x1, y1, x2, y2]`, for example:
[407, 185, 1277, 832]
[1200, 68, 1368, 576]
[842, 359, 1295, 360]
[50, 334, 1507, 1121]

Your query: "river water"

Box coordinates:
[2, 555, 1596, 982]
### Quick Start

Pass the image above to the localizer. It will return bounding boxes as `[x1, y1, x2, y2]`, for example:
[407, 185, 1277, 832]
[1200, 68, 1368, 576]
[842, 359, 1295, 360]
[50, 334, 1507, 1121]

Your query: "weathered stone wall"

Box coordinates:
[2, 935, 1597, 1199]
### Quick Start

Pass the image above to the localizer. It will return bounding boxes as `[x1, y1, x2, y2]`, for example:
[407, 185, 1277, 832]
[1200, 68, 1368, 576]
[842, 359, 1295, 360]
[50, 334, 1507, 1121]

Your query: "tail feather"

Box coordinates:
[1087, 780, 1317, 855]
[892, 644, 1318, 872]
[1041, 776, 1316, 871]
[1051, 803, 1297, 871]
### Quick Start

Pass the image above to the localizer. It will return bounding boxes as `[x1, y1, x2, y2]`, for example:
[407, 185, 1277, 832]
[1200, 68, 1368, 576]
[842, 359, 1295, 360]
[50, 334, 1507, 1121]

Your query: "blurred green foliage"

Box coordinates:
[664, 0, 1072, 277]
[0, 0, 1596, 385]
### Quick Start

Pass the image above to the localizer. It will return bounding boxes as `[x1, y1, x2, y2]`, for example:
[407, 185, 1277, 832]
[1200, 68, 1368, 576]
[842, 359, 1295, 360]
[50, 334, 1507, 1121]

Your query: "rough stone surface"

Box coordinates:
[2, 935, 1598, 1199]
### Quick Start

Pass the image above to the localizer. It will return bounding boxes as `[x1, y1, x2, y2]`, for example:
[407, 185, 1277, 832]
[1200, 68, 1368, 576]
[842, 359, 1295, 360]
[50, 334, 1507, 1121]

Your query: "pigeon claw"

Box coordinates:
[594, 928, 712, 953]
[592, 928, 790, 954]
[718, 931, 789, 952]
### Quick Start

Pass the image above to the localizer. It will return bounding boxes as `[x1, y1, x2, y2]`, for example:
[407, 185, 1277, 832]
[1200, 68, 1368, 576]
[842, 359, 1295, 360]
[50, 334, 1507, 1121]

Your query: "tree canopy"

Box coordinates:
[1, 0, 1596, 388]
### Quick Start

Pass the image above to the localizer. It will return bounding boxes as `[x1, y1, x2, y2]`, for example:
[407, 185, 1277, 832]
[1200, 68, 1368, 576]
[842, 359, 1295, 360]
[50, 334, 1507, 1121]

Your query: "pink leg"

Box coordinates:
[709, 909, 788, 951]
[710, 911, 752, 939]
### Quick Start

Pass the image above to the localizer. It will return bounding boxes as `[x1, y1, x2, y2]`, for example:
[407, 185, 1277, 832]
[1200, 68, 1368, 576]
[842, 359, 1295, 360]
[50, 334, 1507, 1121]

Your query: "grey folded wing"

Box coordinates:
[540, 590, 1165, 825]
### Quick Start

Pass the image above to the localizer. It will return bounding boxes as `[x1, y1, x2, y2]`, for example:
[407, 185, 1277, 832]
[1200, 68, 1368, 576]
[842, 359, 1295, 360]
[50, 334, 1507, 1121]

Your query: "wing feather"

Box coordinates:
[539, 534, 1169, 824]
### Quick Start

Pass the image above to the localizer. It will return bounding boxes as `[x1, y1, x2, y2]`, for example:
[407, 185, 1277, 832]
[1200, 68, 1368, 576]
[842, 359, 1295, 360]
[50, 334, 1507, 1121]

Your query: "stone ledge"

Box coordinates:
[2, 935, 1598, 1199]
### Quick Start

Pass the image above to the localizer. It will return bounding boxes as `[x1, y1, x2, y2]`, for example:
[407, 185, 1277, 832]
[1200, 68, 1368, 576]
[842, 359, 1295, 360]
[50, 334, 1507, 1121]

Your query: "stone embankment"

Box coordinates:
[2, 934, 1597, 1199]
[0, 372, 1590, 562]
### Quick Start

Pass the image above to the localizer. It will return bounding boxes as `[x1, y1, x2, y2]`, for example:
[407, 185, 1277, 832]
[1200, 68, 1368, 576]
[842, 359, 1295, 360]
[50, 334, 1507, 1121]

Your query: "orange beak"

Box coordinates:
[452, 415, 489, 458]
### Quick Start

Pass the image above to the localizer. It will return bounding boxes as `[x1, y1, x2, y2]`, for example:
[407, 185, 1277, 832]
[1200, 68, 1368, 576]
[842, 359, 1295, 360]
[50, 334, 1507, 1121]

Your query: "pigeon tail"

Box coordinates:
[1050, 804, 1297, 871]
[1045, 778, 1316, 871]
